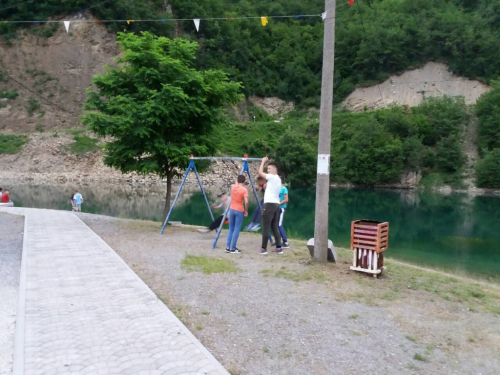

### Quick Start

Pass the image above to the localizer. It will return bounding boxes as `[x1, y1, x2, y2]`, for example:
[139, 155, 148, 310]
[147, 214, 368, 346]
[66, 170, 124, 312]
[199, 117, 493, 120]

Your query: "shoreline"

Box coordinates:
[2, 173, 500, 197]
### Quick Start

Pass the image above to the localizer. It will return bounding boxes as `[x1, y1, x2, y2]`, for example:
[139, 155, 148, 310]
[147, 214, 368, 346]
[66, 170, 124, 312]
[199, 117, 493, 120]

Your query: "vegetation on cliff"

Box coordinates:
[1, 0, 499, 106]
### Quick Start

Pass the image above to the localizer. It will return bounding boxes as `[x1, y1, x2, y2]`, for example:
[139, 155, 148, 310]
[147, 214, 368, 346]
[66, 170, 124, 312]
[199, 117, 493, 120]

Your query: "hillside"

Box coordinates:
[1, 0, 500, 189]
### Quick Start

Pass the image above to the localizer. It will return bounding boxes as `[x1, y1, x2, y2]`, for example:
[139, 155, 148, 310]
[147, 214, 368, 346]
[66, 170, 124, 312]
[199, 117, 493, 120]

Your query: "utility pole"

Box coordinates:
[314, 0, 336, 262]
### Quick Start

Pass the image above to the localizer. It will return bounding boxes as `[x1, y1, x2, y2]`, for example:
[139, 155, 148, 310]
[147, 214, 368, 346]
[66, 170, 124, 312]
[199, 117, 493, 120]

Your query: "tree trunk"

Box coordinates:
[164, 172, 173, 221]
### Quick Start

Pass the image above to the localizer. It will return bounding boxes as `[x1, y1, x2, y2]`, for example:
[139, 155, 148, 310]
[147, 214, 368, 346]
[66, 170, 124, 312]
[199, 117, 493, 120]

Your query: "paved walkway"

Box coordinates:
[0, 207, 229, 375]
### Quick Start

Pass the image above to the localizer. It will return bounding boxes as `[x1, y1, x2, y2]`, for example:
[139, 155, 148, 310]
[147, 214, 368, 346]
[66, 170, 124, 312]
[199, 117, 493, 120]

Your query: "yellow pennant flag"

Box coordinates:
[127, 20, 135, 25]
[261, 16, 268, 26]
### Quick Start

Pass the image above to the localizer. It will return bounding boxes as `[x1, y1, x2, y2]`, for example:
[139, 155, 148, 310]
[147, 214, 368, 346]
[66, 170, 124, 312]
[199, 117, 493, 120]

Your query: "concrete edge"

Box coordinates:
[72, 213, 230, 375]
[13, 213, 27, 375]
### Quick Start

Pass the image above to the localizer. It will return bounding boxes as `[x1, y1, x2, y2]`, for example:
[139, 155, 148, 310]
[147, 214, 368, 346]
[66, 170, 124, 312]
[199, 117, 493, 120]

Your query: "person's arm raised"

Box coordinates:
[258, 156, 268, 179]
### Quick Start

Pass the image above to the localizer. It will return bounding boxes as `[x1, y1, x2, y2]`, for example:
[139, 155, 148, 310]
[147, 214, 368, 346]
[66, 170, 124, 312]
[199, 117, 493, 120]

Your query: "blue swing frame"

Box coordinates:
[160, 155, 263, 244]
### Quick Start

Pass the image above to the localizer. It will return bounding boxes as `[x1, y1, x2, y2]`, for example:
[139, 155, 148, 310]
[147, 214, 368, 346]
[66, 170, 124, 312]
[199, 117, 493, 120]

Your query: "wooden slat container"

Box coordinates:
[350, 220, 389, 278]
[351, 219, 389, 253]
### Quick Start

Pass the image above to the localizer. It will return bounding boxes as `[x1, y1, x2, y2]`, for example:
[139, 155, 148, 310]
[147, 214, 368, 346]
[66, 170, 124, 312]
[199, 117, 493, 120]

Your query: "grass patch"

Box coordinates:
[0, 134, 28, 154]
[348, 314, 359, 320]
[68, 135, 100, 154]
[406, 335, 417, 343]
[263, 346, 269, 353]
[26, 97, 40, 117]
[201, 311, 210, 315]
[0, 89, 19, 100]
[413, 353, 428, 362]
[181, 254, 239, 275]
[195, 323, 203, 330]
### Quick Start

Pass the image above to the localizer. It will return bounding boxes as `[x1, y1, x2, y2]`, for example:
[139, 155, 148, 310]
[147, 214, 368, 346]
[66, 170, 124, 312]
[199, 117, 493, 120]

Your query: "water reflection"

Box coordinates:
[5, 182, 500, 281]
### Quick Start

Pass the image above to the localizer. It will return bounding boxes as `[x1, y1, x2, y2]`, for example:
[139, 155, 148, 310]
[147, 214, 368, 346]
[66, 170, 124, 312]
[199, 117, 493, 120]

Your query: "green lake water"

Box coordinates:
[5, 182, 500, 282]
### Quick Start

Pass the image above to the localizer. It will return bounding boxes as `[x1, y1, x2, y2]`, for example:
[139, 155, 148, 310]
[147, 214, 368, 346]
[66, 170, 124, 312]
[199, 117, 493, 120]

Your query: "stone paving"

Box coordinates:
[0, 207, 229, 375]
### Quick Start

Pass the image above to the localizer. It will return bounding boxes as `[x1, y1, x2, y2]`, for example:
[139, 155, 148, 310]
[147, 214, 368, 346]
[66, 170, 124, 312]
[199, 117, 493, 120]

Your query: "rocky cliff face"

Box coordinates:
[0, 133, 260, 187]
[0, 15, 119, 133]
[342, 62, 490, 112]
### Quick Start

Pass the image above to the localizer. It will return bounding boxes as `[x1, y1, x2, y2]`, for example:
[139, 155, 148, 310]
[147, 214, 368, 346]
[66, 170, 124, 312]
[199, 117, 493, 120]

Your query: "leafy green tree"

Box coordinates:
[82, 32, 242, 218]
[435, 135, 465, 173]
[274, 130, 316, 185]
[476, 81, 500, 153]
[475, 148, 500, 188]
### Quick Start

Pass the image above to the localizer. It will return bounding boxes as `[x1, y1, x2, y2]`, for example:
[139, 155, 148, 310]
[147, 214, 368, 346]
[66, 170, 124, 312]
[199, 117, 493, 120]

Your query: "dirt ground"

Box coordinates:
[81, 213, 500, 375]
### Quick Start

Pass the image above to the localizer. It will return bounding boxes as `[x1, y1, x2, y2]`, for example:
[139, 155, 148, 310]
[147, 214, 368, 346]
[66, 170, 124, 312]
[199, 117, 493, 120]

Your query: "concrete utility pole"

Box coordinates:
[314, 0, 336, 262]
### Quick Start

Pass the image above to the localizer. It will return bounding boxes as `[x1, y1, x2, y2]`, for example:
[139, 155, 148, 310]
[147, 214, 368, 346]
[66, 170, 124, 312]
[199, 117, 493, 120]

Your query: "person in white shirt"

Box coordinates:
[257, 157, 283, 255]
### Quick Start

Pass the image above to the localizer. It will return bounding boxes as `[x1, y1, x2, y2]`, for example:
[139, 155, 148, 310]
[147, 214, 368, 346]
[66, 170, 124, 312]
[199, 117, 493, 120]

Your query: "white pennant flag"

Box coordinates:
[64, 20, 70, 33]
[193, 18, 200, 32]
[321, 12, 327, 21]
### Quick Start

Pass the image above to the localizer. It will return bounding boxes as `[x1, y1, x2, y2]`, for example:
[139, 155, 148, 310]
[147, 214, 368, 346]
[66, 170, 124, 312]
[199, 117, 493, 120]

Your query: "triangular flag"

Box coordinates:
[261, 16, 268, 26]
[63, 21, 70, 33]
[193, 19, 200, 32]
[348, 0, 355, 5]
[127, 20, 134, 25]
[321, 12, 327, 21]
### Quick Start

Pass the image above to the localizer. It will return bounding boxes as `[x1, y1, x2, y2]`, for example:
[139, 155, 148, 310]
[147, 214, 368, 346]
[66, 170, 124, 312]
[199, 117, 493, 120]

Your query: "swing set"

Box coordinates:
[160, 155, 264, 249]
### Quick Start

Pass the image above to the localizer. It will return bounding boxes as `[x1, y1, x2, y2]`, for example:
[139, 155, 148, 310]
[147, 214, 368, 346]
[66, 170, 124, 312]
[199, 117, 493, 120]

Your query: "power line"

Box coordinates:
[0, 70, 79, 118]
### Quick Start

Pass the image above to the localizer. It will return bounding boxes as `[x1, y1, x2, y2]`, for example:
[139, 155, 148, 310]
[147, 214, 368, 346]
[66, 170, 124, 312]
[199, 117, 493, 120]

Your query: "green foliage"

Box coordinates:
[274, 130, 316, 185]
[68, 135, 99, 154]
[0, 134, 28, 154]
[219, 96, 467, 186]
[475, 148, 500, 188]
[3, 1, 500, 105]
[0, 0, 173, 39]
[26, 97, 40, 116]
[83, 32, 242, 179]
[0, 89, 19, 100]
[476, 84, 500, 153]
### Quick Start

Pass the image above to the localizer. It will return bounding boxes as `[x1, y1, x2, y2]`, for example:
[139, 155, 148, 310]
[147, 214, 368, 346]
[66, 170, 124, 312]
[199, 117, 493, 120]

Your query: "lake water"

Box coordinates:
[5, 182, 500, 282]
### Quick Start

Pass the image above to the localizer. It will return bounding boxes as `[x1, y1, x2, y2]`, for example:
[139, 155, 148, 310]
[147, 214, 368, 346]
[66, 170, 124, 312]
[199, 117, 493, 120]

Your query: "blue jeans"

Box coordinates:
[226, 209, 244, 250]
[278, 208, 287, 242]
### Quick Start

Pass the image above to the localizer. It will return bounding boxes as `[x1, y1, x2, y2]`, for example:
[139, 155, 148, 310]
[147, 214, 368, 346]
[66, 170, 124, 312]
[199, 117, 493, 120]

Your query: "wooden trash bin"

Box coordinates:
[350, 219, 389, 278]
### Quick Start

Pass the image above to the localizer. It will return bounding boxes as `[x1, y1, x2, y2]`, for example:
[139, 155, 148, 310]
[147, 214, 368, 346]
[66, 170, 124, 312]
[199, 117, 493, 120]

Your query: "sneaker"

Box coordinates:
[272, 248, 283, 254]
[249, 224, 261, 232]
[197, 228, 210, 234]
[282, 242, 290, 249]
[230, 248, 241, 254]
[258, 248, 268, 255]
[225, 248, 231, 253]
[243, 223, 253, 231]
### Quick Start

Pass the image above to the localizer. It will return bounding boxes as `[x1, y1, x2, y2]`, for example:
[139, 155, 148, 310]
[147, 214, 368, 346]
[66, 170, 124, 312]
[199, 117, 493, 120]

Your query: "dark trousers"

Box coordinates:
[261, 203, 282, 249]
[209, 215, 224, 231]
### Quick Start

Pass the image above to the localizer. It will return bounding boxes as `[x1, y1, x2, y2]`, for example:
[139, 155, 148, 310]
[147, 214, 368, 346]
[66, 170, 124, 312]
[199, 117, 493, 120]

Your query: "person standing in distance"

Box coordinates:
[257, 157, 282, 255]
[74, 190, 84, 212]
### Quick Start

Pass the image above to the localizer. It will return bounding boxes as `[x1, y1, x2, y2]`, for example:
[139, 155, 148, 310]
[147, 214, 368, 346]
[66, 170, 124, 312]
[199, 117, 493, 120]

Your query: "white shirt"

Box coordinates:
[264, 174, 281, 204]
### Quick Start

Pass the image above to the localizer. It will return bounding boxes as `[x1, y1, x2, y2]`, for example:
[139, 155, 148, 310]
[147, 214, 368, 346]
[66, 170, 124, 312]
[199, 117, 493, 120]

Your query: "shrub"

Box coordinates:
[475, 148, 500, 188]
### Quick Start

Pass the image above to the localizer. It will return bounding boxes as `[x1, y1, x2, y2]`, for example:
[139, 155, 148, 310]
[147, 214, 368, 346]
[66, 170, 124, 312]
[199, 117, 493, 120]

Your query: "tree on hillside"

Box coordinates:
[82, 32, 242, 219]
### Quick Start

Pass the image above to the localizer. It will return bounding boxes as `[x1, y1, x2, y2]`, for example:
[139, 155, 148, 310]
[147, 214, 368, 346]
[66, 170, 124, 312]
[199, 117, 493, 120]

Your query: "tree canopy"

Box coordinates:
[1, 0, 499, 106]
[82, 31, 242, 216]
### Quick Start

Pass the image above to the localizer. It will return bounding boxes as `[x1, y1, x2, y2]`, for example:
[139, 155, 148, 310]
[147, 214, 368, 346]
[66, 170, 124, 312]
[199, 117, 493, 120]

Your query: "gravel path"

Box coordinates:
[0, 213, 23, 375]
[81, 214, 500, 375]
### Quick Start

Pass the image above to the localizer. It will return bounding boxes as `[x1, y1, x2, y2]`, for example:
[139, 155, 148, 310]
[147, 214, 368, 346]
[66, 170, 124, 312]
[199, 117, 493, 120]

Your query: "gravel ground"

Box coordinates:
[0, 213, 23, 375]
[81, 213, 500, 375]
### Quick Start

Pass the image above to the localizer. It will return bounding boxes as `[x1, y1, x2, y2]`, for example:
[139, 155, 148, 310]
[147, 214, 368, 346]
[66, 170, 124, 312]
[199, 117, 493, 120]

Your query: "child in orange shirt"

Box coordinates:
[226, 175, 248, 253]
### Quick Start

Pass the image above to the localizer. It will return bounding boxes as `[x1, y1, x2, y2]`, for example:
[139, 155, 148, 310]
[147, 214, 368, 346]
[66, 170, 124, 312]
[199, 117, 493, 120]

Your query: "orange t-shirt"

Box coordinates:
[229, 184, 248, 212]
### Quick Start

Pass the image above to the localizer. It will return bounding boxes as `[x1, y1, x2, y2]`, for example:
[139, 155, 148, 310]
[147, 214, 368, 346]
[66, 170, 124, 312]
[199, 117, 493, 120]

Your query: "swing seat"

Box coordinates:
[224, 220, 229, 224]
